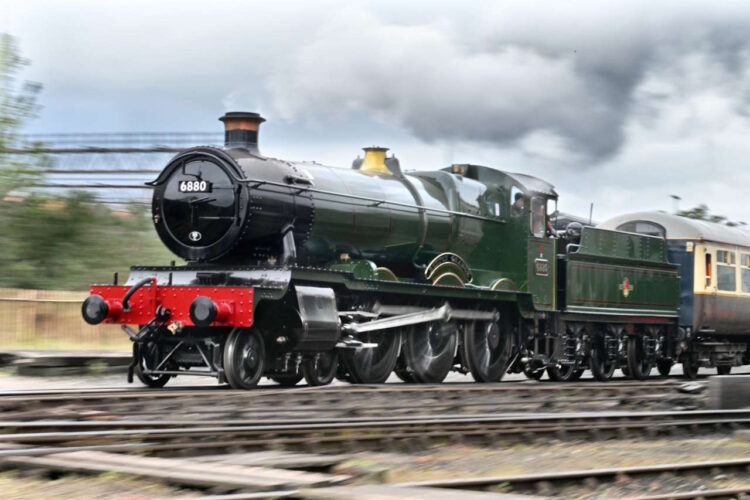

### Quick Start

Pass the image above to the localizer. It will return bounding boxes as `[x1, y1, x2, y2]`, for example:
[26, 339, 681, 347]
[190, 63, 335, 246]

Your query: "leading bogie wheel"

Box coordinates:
[403, 321, 458, 383]
[626, 335, 653, 380]
[224, 328, 266, 389]
[302, 351, 339, 386]
[343, 329, 401, 384]
[462, 319, 512, 383]
[135, 340, 171, 388]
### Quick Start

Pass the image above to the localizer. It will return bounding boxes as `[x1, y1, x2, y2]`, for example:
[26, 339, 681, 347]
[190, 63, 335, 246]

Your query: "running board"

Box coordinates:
[342, 303, 498, 334]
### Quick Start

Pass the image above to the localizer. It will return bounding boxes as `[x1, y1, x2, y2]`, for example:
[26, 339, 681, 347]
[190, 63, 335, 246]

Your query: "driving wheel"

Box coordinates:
[302, 351, 339, 386]
[403, 321, 458, 383]
[462, 320, 512, 382]
[343, 329, 401, 384]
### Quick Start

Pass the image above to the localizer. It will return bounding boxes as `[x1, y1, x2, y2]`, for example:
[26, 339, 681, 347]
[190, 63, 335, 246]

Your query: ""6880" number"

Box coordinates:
[178, 180, 209, 193]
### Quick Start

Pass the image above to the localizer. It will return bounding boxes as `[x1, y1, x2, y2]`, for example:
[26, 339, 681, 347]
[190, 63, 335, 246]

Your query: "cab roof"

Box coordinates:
[443, 164, 557, 197]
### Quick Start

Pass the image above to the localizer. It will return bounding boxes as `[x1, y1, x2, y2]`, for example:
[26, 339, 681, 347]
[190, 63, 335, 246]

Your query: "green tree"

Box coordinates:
[0, 34, 176, 290]
[1, 191, 174, 290]
[0, 33, 46, 198]
[676, 204, 745, 227]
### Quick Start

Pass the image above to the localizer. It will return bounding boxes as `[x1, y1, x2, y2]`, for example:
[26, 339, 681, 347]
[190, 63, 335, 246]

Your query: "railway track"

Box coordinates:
[1, 410, 748, 498]
[0, 383, 742, 499]
[399, 458, 750, 499]
[0, 410, 745, 455]
[0, 379, 703, 421]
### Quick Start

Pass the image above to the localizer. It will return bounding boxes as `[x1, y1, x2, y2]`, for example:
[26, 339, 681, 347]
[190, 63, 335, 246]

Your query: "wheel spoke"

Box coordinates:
[464, 320, 510, 383]
[343, 329, 400, 384]
[404, 321, 457, 383]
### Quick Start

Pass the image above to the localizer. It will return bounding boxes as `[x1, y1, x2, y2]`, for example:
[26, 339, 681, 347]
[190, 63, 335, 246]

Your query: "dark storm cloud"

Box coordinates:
[267, 2, 750, 162]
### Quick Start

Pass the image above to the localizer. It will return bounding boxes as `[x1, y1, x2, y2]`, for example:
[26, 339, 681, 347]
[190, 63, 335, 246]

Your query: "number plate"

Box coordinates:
[178, 180, 212, 193]
[535, 258, 549, 276]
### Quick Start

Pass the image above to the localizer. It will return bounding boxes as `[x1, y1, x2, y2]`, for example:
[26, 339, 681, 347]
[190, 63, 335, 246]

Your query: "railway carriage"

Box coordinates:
[82, 111, 684, 388]
[599, 211, 750, 377]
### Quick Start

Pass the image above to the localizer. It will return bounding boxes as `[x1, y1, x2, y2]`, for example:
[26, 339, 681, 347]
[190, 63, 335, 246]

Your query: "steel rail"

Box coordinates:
[396, 458, 750, 496]
[0, 379, 689, 399]
[632, 487, 750, 499]
[0, 391, 687, 412]
[0, 410, 746, 446]
[1, 408, 739, 428]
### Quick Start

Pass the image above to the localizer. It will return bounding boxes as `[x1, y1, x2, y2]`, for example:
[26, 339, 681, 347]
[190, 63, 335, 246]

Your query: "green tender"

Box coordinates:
[563, 228, 679, 317]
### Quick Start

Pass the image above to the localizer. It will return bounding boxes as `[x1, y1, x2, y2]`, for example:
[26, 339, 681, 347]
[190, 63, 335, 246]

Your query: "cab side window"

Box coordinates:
[531, 197, 546, 238]
[480, 186, 506, 218]
[510, 186, 525, 216]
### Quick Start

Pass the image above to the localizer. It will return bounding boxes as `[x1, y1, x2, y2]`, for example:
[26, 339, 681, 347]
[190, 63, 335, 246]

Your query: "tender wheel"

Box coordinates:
[523, 364, 545, 380]
[717, 365, 732, 376]
[547, 363, 579, 382]
[590, 337, 616, 381]
[403, 321, 458, 383]
[224, 328, 266, 389]
[302, 351, 338, 386]
[135, 340, 171, 388]
[270, 374, 303, 387]
[656, 360, 673, 377]
[626, 335, 653, 380]
[343, 329, 401, 384]
[462, 320, 512, 383]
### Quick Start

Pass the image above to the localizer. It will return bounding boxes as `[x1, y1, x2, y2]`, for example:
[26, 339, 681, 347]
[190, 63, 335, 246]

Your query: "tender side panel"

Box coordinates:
[564, 228, 679, 317]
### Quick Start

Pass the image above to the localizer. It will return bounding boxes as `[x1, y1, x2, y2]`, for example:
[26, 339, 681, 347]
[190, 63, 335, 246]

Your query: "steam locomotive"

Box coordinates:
[80, 111, 742, 388]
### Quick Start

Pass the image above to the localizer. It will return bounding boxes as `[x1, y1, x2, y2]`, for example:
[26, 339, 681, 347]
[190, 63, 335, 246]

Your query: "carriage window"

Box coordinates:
[741, 254, 750, 293]
[616, 221, 666, 238]
[531, 197, 546, 237]
[716, 250, 737, 292]
[705, 253, 712, 288]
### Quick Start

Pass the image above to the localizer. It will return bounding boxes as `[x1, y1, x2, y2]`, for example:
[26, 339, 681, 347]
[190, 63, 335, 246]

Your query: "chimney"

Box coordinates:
[219, 111, 265, 153]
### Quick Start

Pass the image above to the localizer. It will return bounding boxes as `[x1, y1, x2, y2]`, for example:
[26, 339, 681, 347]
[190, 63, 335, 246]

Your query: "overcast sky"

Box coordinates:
[3, 0, 750, 222]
